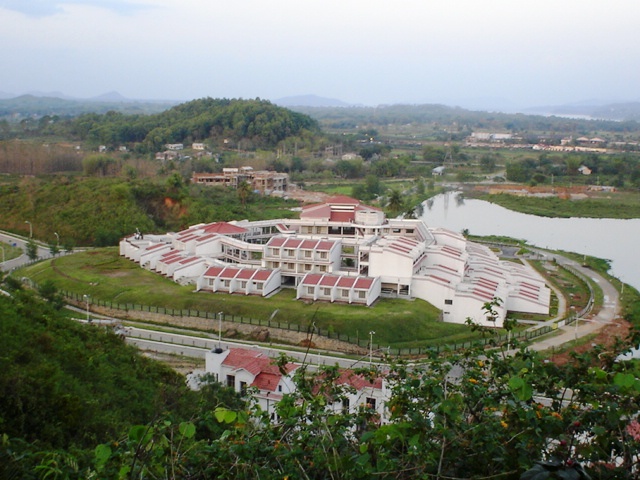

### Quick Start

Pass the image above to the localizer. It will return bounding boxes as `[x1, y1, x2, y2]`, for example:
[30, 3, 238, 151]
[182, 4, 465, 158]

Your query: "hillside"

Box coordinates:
[0, 176, 299, 246]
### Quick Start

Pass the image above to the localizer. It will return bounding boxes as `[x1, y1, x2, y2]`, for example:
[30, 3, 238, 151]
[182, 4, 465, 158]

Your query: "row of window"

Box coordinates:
[305, 286, 367, 299]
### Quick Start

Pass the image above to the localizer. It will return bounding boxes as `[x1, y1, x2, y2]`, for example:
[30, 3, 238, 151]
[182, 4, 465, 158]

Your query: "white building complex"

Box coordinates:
[120, 195, 550, 327]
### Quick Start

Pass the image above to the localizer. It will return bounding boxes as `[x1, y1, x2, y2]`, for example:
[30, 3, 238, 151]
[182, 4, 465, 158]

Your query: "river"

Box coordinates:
[421, 192, 640, 292]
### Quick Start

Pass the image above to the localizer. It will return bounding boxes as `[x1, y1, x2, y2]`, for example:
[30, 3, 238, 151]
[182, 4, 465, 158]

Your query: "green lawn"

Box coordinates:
[17, 248, 485, 348]
[1, 240, 23, 262]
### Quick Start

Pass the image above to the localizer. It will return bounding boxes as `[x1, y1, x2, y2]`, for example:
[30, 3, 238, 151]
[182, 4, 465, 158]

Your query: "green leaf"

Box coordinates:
[94, 443, 112, 471]
[520, 464, 551, 480]
[614, 372, 639, 392]
[128, 425, 149, 443]
[508, 376, 533, 401]
[214, 407, 238, 424]
[179, 421, 196, 439]
[359, 443, 368, 454]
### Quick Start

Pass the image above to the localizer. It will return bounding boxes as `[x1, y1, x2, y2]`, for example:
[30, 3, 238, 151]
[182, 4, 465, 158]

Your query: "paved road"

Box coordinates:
[0, 231, 52, 271]
[524, 249, 621, 353]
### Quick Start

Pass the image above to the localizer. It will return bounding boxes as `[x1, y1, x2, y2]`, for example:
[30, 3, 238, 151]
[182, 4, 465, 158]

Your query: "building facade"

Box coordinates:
[120, 196, 550, 326]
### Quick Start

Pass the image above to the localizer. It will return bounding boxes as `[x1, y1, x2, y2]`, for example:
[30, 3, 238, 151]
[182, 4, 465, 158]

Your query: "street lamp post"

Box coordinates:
[0, 245, 4, 264]
[369, 331, 376, 365]
[83, 294, 91, 323]
[218, 311, 223, 346]
[54, 232, 59, 247]
[25, 221, 32, 238]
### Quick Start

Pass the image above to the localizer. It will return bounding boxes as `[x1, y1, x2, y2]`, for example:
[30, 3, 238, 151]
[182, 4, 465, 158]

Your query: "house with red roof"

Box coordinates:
[205, 347, 389, 422]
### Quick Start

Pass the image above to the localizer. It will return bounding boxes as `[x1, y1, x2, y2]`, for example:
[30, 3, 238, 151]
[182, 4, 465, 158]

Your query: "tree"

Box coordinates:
[237, 180, 252, 210]
[387, 189, 404, 215]
[48, 242, 60, 257]
[25, 238, 38, 261]
[480, 154, 497, 173]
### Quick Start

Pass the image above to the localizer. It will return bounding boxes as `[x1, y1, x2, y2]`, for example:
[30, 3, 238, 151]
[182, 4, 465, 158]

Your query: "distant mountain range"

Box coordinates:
[1, 90, 640, 122]
[274, 94, 351, 108]
[0, 92, 178, 118]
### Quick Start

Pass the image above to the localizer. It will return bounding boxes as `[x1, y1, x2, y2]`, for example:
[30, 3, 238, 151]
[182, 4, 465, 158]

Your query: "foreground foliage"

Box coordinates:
[1, 276, 639, 479]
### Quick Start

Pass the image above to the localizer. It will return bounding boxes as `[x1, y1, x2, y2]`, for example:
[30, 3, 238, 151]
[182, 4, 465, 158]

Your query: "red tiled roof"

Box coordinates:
[337, 277, 357, 288]
[179, 257, 201, 265]
[327, 195, 360, 205]
[335, 369, 383, 390]
[354, 277, 374, 289]
[204, 266, 224, 277]
[319, 275, 340, 286]
[316, 241, 335, 251]
[283, 238, 303, 248]
[235, 269, 254, 279]
[252, 270, 273, 281]
[202, 222, 247, 235]
[301, 273, 324, 285]
[146, 243, 168, 251]
[219, 267, 241, 279]
[300, 239, 318, 249]
[267, 237, 287, 247]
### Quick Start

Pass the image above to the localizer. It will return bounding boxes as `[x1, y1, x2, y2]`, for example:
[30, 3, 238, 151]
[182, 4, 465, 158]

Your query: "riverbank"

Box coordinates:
[468, 185, 640, 219]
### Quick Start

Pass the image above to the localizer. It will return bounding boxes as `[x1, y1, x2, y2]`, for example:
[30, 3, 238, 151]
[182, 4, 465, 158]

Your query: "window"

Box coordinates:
[319, 265, 327, 272]
[307, 286, 315, 295]
[278, 385, 282, 392]
[304, 264, 311, 271]
[341, 289, 349, 298]
[445, 299, 453, 305]
[304, 250, 312, 258]
[224, 280, 230, 287]
[323, 288, 331, 296]
[272, 248, 280, 256]
[315, 226, 322, 234]
[320, 252, 328, 259]
[240, 381, 247, 394]
[241, 281, 247, 288]
[209, 278, 215, 286]
[226, 375, 235, 388]
[256, 283, 263, 290]
[365, 397, 377, 410]
[342, 398, 350, 413]
[358, 291, 366, 299]
[285, 249, 295, 257]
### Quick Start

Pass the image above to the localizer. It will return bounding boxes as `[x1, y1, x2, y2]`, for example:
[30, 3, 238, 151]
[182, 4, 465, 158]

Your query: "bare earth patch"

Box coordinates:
[550, 317, 632, 366]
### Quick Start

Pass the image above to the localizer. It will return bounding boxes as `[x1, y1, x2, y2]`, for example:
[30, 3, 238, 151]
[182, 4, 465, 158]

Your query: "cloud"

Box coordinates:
[0, 0, 150, 17]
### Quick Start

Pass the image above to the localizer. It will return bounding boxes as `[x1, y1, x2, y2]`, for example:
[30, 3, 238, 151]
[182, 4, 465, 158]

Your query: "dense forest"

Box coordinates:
[5, 98, 323, 153]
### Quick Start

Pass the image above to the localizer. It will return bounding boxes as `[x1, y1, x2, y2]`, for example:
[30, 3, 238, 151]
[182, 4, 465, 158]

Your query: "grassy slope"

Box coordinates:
[19, 248, 479, 348]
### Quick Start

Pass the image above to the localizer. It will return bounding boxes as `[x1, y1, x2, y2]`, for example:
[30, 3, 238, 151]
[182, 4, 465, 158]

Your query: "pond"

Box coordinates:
[421, 192, 640, 291]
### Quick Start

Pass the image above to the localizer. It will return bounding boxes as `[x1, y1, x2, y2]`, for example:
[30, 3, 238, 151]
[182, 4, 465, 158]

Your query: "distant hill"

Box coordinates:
[526, 101, 640, 122]
[0, 93, 177, 119]
[275, 94, 350, 108]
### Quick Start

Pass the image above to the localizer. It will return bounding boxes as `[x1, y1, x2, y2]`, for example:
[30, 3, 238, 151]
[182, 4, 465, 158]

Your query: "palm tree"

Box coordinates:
[237, 181, 252, 210]
[387, 189, 403, 216]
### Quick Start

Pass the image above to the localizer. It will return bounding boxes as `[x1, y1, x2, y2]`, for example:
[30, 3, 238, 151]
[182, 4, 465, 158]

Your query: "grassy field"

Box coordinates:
[0, 240, 23, 262]
[471, 191, 640, 219]
[18, 248, 487, 348]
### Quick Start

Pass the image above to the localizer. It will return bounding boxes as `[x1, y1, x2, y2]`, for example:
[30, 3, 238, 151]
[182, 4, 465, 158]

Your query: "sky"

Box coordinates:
[1, 0, 639, 109]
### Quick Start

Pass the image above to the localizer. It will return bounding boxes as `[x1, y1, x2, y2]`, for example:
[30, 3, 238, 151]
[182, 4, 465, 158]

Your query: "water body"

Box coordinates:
[421, 192, 640, 291]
